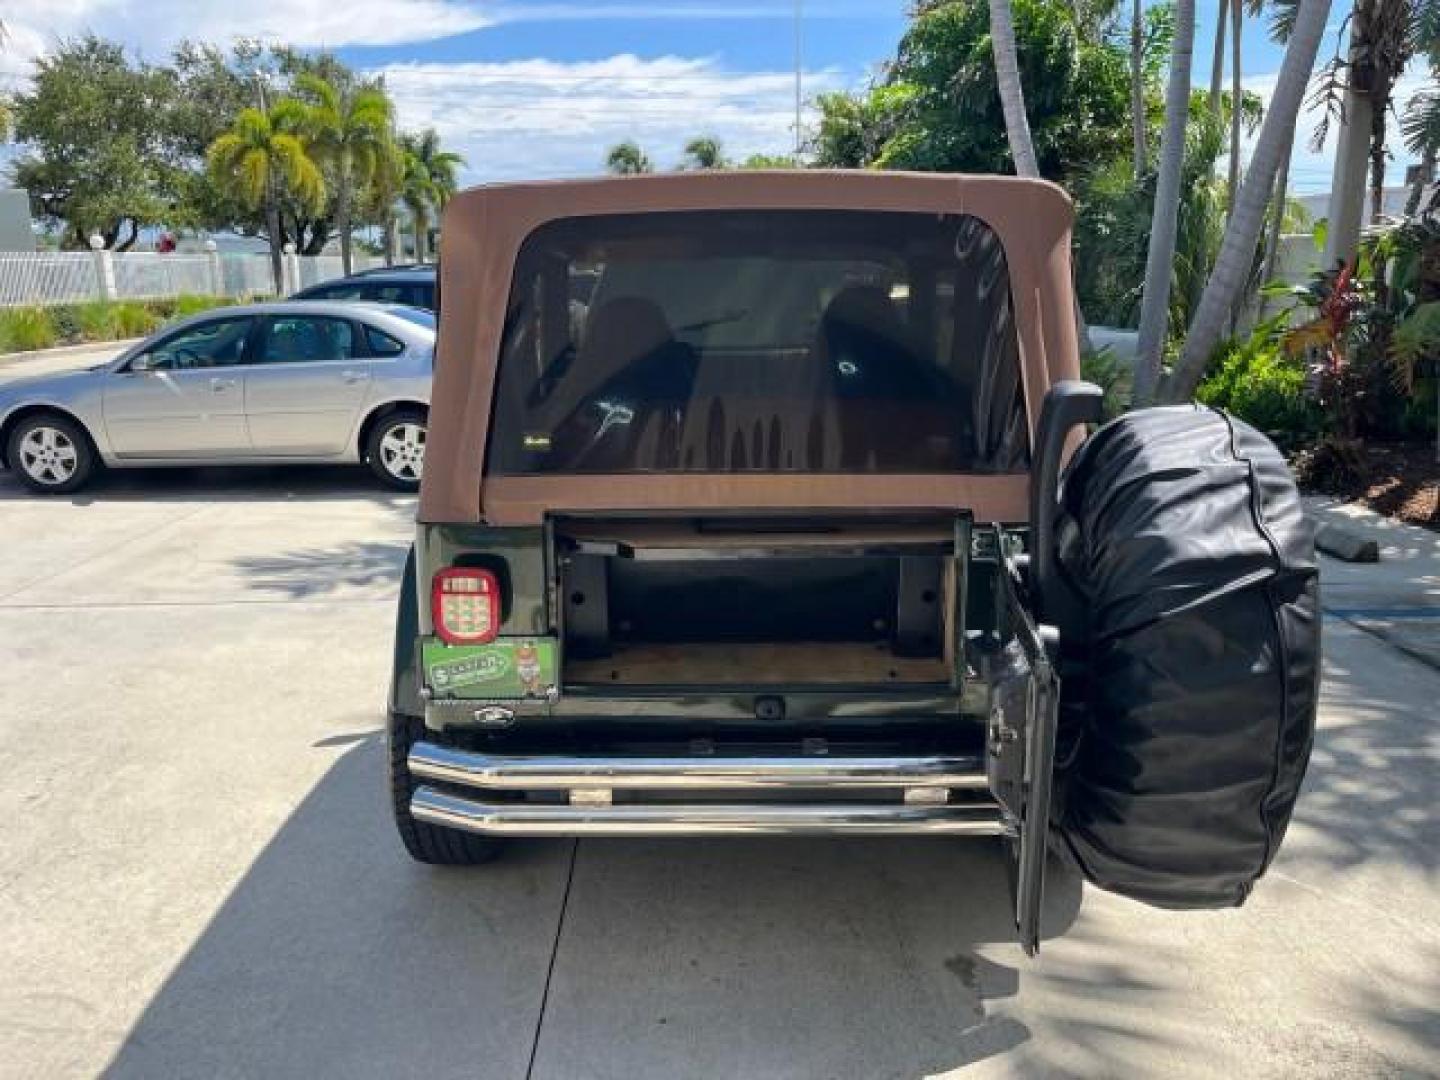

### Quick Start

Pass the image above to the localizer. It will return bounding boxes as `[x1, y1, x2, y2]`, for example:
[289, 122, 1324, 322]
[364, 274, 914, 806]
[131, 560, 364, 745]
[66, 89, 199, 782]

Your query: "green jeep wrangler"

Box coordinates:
[388, 172, 1319, 953]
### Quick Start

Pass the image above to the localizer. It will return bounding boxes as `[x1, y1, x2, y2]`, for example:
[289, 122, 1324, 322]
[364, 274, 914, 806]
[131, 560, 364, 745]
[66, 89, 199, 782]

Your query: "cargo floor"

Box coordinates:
[564, 641, 949, 685]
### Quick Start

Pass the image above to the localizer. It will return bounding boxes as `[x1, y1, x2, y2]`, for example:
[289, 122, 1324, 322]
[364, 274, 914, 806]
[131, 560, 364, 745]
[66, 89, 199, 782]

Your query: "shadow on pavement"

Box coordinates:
[231, 540, 410, 600]
[529, 835, 1083, 1078]
[1290, 627, 1440, 875]
[0, 463, 416, 510]
[1350, 938, 1440, 1063]
[102, 736, 571, 1080]
[103, 736, 1085, 1080]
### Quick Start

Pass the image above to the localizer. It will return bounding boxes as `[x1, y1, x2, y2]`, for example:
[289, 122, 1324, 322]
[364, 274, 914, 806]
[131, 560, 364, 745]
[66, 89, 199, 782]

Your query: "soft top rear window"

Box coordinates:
[488, 210, 1028, 475]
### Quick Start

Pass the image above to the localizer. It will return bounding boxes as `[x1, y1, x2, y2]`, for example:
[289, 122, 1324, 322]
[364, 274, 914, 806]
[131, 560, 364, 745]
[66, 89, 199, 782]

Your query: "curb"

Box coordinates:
[1313, 520, 1381, 563]
[0, 338, 142, 368]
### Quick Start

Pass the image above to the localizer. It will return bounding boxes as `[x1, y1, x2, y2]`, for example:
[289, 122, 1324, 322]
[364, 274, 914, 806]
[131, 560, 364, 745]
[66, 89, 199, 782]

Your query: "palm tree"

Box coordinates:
[989, 0, 1040, 177]
[1132, 0, 1197, 403]
[605, 141, 653, 176]
[1258, 114, 1299, 310]
[682, 136, 727, 170]
[292, 73, 393, 274]
[1402, 79, 1440, 214]
[1313, 0, 1428, 265]
[1228, 0, 1243, 220]
[399, 129, 463, 263]
[1130, 0, 1147, 179]
[361, 131, 406, 266]
[207, 103, 325, 295]
[1170, 0, 1335, 400]
[988, 0, 1095, 352]
[1210, 0, 1229, 107]
[1257, 4, 1305, 315]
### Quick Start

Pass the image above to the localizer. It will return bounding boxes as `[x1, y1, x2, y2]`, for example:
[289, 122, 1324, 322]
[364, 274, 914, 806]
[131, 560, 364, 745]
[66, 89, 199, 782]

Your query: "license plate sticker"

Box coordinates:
[423, 638, 558, 699]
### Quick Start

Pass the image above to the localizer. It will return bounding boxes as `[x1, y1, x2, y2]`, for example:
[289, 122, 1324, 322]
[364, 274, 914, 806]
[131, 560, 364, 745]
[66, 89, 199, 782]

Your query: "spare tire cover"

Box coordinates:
[1054, 405, 1319, 908]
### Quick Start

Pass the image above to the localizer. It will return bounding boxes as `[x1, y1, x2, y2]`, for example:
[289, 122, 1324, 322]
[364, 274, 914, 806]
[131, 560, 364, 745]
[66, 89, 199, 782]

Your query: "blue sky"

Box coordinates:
[1, 0, 1425, 194]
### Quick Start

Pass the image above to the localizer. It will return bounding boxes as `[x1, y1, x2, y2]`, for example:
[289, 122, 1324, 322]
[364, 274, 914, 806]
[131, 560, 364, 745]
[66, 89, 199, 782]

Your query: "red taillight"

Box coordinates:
[431, 568, 500, 644]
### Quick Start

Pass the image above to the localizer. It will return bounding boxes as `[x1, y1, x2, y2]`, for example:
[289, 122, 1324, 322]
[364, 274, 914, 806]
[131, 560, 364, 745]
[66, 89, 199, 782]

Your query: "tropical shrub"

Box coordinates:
[1080, 345, 1131, 421]
[111, 301, 162, 337]
[1197, 318, 1322, 446]
[0, 307, 60, 352]
[0, 296, 240, 355]
[172, 293, 228, 318]
[74, 299, 122, 340]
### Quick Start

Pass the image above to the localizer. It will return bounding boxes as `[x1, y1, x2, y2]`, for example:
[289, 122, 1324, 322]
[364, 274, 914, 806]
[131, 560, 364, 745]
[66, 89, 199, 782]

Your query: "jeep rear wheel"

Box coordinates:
[388, 711, 503, 865]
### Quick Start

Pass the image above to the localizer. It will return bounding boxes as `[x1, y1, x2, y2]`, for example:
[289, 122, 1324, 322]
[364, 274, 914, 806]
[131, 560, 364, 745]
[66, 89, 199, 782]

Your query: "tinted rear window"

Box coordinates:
[488, 210, 1028, 475]
[386, 306, 436, 329]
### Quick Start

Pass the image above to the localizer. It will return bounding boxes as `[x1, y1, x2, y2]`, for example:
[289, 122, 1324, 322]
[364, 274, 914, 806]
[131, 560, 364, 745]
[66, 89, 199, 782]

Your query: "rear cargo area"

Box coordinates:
[556, 517, 961, 689]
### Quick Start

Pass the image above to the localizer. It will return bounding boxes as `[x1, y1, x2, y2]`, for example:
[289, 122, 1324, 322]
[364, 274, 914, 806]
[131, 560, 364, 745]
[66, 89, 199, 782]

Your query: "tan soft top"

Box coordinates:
[421, 170, 1080, 525]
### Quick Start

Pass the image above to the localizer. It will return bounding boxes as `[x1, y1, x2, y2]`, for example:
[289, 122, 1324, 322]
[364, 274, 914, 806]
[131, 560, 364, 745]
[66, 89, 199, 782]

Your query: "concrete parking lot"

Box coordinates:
[1, 453, 1437, 1076]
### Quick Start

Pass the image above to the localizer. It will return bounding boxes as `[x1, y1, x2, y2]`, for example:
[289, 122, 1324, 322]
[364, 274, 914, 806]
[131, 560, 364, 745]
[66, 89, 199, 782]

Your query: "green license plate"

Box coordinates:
[422, 638, 558, 699]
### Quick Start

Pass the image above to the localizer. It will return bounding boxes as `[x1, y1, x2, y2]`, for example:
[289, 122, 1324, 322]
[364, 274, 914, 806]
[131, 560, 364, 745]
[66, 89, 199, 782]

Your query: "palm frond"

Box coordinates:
[292, 72, 340, 115]
[237, 148, 269, 207]
[1268, 0, 1300, 43]
[272, 133, 327, 211]
[1402, 86, 1440, 156]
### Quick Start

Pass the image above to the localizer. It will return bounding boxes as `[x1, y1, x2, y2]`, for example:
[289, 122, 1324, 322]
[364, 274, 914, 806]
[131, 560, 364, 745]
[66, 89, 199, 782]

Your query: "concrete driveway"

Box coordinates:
[0, 466, 1436, 1079]
[0, 339, 140, 383]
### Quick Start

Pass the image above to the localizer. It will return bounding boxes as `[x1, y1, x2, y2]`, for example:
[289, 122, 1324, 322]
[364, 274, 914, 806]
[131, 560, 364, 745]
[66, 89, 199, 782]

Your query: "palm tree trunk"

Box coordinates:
[1405, 147, 1435, 216]
[988, 0, 1096, 355]
[1228, 0, 1242, 217]
[1257, 117, 1297, 320]
[1369, 92, 1388, 223]
[383, 212, 398, 266]
[1170, 0, 1335, 401]
[1131, 0, 1146, 179]
[989, 0, 1040, 178]
[1226, 0, 1244, 335]
[337, 166, 354, 275]
[1132, 0, 1197, 404]
[1322, 21, 1373, 269]
[1209, 0, 1227, 112]
[266, 203, 284, 297]
[413, 210, 427, 264]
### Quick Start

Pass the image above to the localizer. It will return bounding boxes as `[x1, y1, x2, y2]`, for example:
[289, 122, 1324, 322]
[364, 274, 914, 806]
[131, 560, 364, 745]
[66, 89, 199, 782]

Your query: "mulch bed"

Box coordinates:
[1298, 440, 1439, 530]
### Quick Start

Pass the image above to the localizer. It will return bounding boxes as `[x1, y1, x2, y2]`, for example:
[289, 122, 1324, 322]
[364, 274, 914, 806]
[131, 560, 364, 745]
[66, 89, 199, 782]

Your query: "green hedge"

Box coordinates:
[1197, 330, 1323, 447]
[0, 295, 246, 354]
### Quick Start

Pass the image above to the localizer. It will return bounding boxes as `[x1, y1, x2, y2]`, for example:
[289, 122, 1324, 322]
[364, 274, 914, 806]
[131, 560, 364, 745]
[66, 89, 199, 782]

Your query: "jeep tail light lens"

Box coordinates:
[431, 568, 500, 644]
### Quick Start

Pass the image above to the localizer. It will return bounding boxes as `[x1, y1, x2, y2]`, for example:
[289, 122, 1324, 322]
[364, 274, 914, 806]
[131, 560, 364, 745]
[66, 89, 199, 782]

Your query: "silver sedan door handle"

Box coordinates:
[340, 368, 370, 384]
[210, 377, 237, 391]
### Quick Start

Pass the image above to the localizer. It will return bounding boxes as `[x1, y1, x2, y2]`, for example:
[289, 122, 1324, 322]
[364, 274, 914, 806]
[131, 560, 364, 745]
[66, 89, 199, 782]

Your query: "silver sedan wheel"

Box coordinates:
[18, 425, 80, 486]
[378, 422, 426, 483]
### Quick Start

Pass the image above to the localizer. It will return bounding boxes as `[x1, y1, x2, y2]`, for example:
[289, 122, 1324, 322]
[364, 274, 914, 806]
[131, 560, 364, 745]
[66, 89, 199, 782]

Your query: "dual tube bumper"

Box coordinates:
[408, 742, 1007, 837]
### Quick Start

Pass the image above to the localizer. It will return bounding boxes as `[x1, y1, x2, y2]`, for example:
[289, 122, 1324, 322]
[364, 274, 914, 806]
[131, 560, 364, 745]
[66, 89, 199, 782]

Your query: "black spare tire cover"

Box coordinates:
[1054, 405, 1319, 908]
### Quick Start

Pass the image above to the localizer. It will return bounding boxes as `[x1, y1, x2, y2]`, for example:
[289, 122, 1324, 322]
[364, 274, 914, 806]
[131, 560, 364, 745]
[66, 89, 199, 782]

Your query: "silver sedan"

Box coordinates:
[0, 301, 435, 494]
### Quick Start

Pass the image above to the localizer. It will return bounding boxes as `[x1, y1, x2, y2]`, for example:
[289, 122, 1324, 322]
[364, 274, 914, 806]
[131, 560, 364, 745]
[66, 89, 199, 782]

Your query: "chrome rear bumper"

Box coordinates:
[408, 742, 1004, 837]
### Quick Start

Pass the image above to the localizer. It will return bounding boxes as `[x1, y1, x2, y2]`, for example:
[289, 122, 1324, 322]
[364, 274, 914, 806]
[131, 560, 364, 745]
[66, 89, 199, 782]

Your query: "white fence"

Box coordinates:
[0, 249, 382, 307]
[0, 252, 98, 306]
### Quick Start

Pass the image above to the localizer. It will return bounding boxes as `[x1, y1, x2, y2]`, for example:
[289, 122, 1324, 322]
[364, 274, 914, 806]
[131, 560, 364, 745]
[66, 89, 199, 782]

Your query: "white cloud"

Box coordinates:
[1240, 60, 1432, 198]
[489, 2, 894, 20]
[377, 54, 843, 182]
[0, 0, 886, 67]
[1, 0, 496, 57]
[0, 1, 855, 184]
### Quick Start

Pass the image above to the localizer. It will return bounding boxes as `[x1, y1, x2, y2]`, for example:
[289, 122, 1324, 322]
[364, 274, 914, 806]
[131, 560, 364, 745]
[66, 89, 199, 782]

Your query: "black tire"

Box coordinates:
[6, 412, 98, 495]
[388, 710, 504, 865]
[365, 408, 427, 491]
